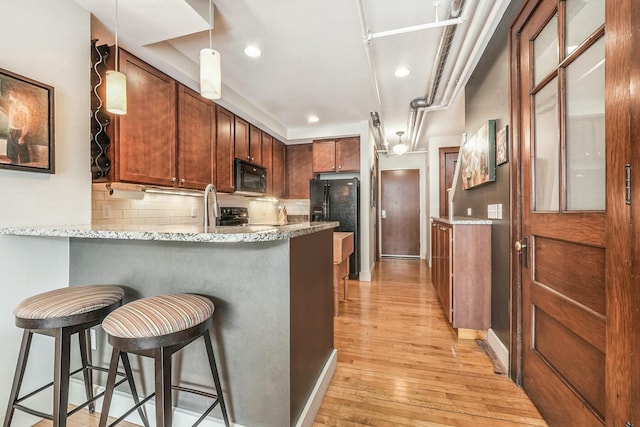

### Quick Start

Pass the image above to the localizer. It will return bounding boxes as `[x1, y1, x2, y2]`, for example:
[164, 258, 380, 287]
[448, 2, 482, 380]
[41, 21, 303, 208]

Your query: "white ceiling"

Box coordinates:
[75, 0, 510, 149]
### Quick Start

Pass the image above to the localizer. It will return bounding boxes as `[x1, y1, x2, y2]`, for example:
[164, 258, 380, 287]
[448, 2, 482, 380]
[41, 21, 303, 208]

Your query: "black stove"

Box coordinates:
[216, 207, 249, 226]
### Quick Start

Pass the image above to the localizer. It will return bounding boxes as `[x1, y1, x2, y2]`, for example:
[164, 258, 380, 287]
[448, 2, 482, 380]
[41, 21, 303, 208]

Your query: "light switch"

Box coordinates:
[467, 207, 472, 216]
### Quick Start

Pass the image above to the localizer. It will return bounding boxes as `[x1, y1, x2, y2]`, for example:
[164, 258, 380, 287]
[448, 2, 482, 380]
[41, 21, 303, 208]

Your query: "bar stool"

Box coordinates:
[3, 285, 147, 427]
[99, 293, 230, 427]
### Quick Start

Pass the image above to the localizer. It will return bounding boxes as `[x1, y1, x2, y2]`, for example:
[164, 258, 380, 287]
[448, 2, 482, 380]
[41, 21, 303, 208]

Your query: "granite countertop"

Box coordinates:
[431, 216, 493, 225]
[0, 221, 340, 243]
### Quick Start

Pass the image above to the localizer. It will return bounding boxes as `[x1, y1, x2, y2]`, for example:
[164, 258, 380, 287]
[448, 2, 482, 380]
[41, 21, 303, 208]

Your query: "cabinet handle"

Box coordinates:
[439, 227, 447, 231]
[171, 177, 177, 182]
[180, 178, 185, 184]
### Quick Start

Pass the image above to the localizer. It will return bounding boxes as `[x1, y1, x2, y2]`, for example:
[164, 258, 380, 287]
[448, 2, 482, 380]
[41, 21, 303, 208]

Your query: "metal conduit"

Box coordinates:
[408, 0, 466, 150]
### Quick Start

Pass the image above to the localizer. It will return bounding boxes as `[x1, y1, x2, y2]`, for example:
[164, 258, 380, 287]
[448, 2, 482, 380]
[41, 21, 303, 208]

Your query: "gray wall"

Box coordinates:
[453, 0, 525, 348]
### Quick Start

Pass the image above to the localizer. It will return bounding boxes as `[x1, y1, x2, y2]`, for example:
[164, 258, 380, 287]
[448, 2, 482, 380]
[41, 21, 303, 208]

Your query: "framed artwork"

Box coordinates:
[0, 68, 55, 173]
[460, 119, 496, 190]
[496, 125, 509, 166]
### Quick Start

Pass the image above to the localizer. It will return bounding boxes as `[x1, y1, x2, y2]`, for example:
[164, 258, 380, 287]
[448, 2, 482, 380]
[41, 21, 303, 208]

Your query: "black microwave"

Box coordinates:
[234, 159, 267, 196]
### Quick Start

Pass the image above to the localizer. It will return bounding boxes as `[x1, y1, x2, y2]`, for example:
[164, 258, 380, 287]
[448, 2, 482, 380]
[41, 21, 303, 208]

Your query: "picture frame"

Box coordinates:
[496, 125, 509, 166]
[0, 68, 55, 173]
[460, 119, 496, 190]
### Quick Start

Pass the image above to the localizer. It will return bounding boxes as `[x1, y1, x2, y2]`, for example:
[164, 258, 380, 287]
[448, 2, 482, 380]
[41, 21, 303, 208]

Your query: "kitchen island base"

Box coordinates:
[63, 227, 335, 427]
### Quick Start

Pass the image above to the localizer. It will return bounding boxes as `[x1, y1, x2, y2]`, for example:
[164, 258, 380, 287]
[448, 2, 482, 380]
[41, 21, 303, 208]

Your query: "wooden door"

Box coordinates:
[115, 50, 176, 186]
[336, 137, 360, 172]
[312, 140, 336, 172]
[439, 147, 458, 218]
[380, 169, 420, 256]
[286, 144, 313, 199]
[511, 1, 618, 424]
[177, 84, 214, 190]
[215, 106, 235, 192]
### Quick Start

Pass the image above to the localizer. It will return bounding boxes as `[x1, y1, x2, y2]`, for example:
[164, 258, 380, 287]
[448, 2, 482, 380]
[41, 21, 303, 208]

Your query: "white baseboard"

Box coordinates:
[295, 349, 337, 427]
[486, 328, 509, 372]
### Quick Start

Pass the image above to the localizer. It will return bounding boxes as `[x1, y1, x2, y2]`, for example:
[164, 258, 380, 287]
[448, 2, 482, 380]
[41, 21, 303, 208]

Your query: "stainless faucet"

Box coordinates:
[203, 183, 221, 232]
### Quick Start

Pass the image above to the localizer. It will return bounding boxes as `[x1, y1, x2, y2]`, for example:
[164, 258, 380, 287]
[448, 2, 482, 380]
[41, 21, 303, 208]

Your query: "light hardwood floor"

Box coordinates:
[314, 258, 547, 427]
[33, 259, 546, 427]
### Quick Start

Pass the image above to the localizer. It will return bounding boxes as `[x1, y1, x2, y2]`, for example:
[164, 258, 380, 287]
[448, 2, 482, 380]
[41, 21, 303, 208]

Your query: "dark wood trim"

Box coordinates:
[606, 0, 634, 425]
[631, 0, 640, 422]
[438, 147, 459, 218]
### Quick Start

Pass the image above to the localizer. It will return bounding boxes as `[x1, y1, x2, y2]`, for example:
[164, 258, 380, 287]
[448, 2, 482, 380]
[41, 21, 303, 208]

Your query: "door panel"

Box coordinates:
[514, 0, 608, 425]
[380, 169, 420, 256]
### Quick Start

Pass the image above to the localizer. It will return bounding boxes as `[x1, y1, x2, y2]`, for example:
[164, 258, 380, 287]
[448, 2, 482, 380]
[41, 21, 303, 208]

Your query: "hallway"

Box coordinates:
[314, 259, 547, 426]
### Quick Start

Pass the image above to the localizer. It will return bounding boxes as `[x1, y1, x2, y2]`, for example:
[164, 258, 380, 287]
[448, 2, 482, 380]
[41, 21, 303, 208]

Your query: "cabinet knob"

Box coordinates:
[171, 177, 177, 182]
[338, 165, 342, 170]
[180, 178, 185, 184]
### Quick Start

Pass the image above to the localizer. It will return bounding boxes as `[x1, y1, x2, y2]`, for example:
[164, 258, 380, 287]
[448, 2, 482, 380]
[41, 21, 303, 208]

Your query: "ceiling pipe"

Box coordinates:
[439, 0, 510, 106]
[356, 0, 388, 150]
[369, 16, 466, 40]
[407, 0, 467, 151]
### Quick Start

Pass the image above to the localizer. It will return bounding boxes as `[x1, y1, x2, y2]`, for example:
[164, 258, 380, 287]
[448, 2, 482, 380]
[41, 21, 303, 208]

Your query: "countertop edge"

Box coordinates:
[0, 222, 340, 243]
[430, 216, 493, 225]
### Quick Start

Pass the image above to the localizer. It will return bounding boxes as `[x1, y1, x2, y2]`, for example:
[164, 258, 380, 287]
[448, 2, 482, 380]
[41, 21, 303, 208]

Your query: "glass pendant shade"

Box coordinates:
[200, 48, 221, 100]
[393, 142, 408, 155]
[106, 70, 127, 115]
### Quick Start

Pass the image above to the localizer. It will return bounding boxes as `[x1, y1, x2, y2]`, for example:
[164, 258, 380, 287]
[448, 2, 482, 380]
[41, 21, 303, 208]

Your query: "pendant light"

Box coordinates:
[393, 131, 408, 155]
[200, 0, 221, 99]
[106, 0, 127, 115]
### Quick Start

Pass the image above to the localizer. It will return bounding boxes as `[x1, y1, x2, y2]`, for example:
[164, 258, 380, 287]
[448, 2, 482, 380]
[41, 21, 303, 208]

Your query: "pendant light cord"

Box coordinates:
[115, 0, 119, 72]
[208, 0, 213, 50]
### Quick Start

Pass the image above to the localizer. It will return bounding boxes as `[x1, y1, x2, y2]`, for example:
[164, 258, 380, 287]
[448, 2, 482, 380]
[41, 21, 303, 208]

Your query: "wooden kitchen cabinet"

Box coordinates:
[215, 105, 235, 192]
[262, 133, 273, 193]
[312, 137, 360, 173]
[286, 143, 312, 199]
[430, 218, 491, 334]
[234, 116, 249, 163]
[111, 49, 177, 186]
[272, 139, 286, 198]
[177, 84, 215, 190]
[249, 125, 263, 166]
[235, 119, 262, 166]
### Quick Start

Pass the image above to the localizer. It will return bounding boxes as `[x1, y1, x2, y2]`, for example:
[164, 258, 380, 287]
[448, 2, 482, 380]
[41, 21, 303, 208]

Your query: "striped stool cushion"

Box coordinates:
[102, 294, 214, 339]
[14, 285, 124, 321]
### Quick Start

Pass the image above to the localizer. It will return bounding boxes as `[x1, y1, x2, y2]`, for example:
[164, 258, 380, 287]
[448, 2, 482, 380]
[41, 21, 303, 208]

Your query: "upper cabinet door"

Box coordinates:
[249, 125, 262, 166]
[287, 144, 313, 198]
[177, 84, 215, 190]
[115, 50, 177, 186]
[216, 106, 235, 192]
[234, 116, 250, 162]
[336, 137, 360, 171]
[261, 132, 273, 192]
[312, 139, 336, 172]
[272, 139, 286, 198]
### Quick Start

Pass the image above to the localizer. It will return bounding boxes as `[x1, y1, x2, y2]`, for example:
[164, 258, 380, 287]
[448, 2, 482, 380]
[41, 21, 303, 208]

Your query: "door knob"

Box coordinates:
[515, 240, 527, 251]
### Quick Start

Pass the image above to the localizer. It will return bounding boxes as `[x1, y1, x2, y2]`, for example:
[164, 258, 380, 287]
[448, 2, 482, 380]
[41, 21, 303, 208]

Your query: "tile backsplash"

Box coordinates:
[92, 183, 310, 226]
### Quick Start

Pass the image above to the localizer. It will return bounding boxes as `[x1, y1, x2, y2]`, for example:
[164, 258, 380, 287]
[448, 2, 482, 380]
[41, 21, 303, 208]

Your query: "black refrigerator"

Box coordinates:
[310, 178, 360, 279]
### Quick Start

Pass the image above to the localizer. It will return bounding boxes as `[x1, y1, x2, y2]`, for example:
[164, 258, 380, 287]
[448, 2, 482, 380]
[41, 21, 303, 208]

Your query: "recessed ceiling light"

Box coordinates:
[394, 67, 410, 78]
[244, 46, 262, 58]
[308, 115, 319, 123]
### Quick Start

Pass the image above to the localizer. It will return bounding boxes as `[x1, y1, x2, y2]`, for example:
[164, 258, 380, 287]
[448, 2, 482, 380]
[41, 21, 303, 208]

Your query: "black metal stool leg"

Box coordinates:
[203, 333, 230, 427]
[3, 330, 33, 427]
[120, 352, 150, 427]
[155, 347, 173, 427]
[53, 328, 72, 427]
[99, 347, 121, 427]
[79, 329, 95, 413]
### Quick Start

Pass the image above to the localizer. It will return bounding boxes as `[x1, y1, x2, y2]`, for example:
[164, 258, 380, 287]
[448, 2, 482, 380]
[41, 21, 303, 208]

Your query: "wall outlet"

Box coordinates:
[467, 207, 472, 216]
[191, 207, 198, 218]
[102, 205, 112, 219]
[90, 328, 97, 350]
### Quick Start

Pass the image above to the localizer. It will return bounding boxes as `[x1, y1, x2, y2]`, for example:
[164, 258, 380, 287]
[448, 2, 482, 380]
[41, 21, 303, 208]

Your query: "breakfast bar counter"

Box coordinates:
[1, 222, 338, 427]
